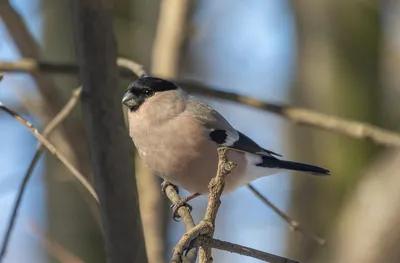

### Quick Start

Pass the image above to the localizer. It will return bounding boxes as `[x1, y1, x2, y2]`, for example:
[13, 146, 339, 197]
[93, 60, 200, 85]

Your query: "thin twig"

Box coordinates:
[199, 147, 237, 263]
[193, 237, 301, 263]
[2, 59, 400, 148]
[170, 148, 236, 263]
[0, 59, 135, 78]
[164, 185, 198, 263]
[116, 58, 146, 78]
[0, 88, 84, 262]
[0, 103, 98, 201]
[247, 184, 325, 245]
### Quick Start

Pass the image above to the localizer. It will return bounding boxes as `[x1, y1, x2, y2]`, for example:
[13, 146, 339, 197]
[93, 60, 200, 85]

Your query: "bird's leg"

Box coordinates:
[161, 180, 179, 194]
[171, 193, 201, 221]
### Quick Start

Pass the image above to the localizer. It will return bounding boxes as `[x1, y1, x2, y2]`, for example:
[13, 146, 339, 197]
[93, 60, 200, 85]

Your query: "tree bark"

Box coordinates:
[40, 0, 103, 262]
[70, 1, 147, 262]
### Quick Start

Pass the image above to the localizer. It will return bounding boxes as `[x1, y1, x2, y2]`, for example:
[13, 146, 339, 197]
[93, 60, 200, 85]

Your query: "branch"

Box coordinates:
[199, 147, 237, 262]
[193, 237, 301, 263]
[2, 59, 400, 148]
[0, 88, 85, 262]
[71, 0, 147, 262]
[170, 147, 237, 263]
[247, 184, 325, 245]
[116, 58, 146, 78]
[0, 59, 134, 78]
[0, 103, 98, 201]
[175, 80, 400, 148]
[164, 185, 198, 263]
[168, 148, 300, 263]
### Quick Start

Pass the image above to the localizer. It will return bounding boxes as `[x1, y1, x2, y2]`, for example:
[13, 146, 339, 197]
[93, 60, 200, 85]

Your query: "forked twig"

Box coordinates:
[170, 148, 236, 263]
[169, 148, 300, 263]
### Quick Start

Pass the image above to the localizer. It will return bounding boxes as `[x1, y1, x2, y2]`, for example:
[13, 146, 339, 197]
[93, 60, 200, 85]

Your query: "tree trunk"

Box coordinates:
[289, 1, 379, 261]
[71, 0, 147, 262]
[41, 1, 104, 262]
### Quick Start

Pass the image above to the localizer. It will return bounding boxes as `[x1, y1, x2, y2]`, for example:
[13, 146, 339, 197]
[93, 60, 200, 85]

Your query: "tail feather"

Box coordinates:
[257, 156, 330, 175]
[277, 160, 330, 175]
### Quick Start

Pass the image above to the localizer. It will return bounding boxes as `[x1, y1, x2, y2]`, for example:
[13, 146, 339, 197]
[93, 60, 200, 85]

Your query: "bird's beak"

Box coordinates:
[122, 91, 136, 107]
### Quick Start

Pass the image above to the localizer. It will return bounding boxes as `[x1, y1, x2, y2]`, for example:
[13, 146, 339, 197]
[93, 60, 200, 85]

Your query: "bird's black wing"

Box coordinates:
[209, 129, 282, 157]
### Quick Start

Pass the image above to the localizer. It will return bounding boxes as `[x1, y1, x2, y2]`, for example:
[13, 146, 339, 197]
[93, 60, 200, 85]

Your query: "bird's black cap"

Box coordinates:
[128, 76, 178, 93]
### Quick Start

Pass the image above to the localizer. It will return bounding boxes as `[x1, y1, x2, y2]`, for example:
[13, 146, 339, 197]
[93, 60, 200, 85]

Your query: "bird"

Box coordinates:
[122, 76, 330, 218]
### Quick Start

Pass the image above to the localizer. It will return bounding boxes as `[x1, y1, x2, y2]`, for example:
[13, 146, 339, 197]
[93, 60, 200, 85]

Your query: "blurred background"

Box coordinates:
[0, 0, 399, 262]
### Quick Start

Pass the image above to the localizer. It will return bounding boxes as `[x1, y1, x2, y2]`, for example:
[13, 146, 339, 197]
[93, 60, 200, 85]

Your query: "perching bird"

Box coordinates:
[122, 76, 329, 215]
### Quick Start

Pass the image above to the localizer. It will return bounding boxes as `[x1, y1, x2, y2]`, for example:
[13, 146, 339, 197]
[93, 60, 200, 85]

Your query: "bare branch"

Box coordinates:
[116, 58, 146, 78]
[194, 237, 301, 263]
[164, 185, 198, 263]
[168, 148, 300, 263]
[2, 59, 400, 148]
[0, 103, 98, 201]
[0, 59, 133, 78]
[0, 88, 85, 262]
[247, 184, 325, 245]
[170, 148, 236, 263]
[176, 80, 400, 148]
[42, 88, 82, 135]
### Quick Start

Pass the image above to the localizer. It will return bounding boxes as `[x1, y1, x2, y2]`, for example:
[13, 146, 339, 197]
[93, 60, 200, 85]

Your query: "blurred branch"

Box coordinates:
[2, 59, 400, 147]
[0, 103, 98, 200]
[0, 87, 86, 262]
[29, 221, 84, 263]
[328, 150, 400, 263]
[116, 58, 146, 78]
[71, 0, 147, 262]
[0, 59, 134, 78]
[177, 80, 400, 148]
[0, 0, 89, 175]
[151, 0, 189, 77]
[247, 184, 325, 245]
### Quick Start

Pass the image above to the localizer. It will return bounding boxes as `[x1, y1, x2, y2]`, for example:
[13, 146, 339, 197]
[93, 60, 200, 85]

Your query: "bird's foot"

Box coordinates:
[171, 199, 193, 222]
[170, 220, 214, 262]
[161, 180, 179, 194]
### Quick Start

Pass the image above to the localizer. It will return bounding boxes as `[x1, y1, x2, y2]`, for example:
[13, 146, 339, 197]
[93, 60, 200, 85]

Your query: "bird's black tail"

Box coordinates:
[258, 156, 330, 175]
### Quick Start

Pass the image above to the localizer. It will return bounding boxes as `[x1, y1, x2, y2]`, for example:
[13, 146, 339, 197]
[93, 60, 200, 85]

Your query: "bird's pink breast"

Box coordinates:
[129, 113, 246, 194]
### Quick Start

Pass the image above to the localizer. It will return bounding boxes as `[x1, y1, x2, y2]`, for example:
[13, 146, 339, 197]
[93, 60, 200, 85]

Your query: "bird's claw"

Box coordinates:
[171, 199, 193, 221]
[161, 180, 179, 194]
[183, 238, 200, 257]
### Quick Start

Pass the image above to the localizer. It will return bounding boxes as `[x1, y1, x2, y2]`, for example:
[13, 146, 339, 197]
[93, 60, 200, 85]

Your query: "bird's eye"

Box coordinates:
[143, 89, 154, 96]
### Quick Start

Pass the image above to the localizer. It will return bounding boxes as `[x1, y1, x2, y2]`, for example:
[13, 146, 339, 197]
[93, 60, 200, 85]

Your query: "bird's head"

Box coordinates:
[122, 76, 178, 111]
